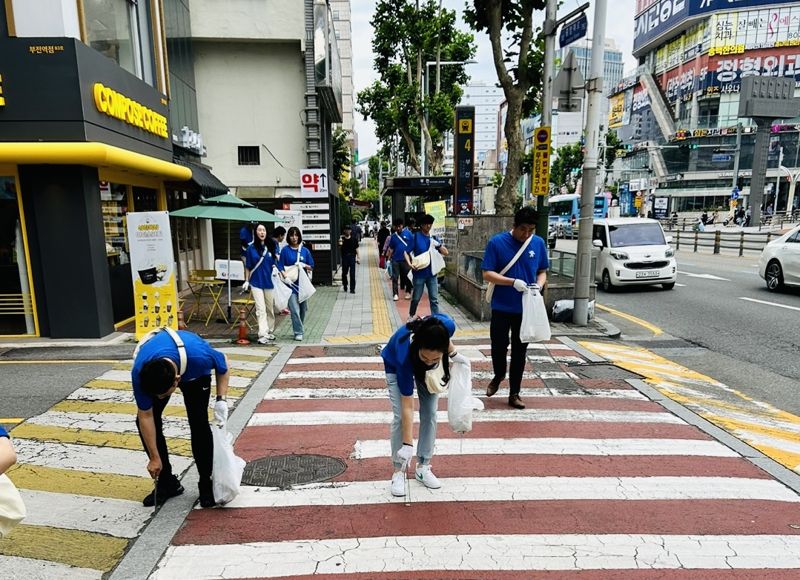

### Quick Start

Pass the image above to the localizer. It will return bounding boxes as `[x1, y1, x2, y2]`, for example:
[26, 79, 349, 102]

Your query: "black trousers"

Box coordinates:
[391, 260, 413, 295]
[489, 310, 529, 396]
[136, 375, 213, 485]
[342, 254, 356, 291]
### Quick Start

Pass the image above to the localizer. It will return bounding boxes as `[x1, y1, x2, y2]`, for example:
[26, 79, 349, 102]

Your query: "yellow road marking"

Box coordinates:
[594, 304, 663, 336]
[111, 362, 258, 378]
[0, 417, 24, 424]
[11, 423, 193, 456]
[6, 464, 152, 501]
[52, 399, 190, 418]
[454, 329, 491, 338]
[0, 524, 127, 572]
[227, 352, 273, 363]
[81, 379, 247, 399]
[0, 360, 119, 364]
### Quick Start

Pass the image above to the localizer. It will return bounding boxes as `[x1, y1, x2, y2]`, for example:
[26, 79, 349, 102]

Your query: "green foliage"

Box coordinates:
[332, 128, 351, 189]
[356, 0, 476, 175]
[550, 142, 583, 191]
[367, 156, 382, 191]
[605, 130, 622, 168]
[490, 171, 504, 188]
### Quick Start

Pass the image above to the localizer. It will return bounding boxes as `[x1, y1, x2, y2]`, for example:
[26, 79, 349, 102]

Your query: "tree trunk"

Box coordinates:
[496, 89, 523, 215]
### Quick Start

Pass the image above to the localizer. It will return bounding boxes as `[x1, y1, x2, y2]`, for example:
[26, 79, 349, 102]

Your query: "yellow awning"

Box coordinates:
[0, 142, 192, 181]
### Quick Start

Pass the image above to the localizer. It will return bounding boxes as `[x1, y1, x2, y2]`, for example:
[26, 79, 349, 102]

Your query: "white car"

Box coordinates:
[592, 218, 677, 291]
[758, 224, 800, 291]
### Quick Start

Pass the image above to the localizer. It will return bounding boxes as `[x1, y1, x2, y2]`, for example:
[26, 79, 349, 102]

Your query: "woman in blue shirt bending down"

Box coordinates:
[243, 224, 279, 344]
[279, 227, 315, 341]
[381, 313, 457, 497]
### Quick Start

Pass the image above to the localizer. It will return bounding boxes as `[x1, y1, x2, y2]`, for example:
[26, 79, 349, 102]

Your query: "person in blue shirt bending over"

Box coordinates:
[132, 329, 230, 508]
[242, 223, 280, 344]
[481, 206, 549, 410]
[405, 214, 448, 322]
[381, 314, 458, 497]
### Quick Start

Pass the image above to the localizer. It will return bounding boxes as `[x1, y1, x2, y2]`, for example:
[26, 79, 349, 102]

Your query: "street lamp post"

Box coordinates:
[420, 59, 476, 176]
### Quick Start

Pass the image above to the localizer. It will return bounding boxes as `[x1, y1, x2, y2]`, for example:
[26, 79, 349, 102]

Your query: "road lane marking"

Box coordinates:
[24, 410, 192, 439]
[151, 534, 800, 578]
[0, 417, 24, 424]
[224, 476, 799, 508]
[277, 370, 579, 380]
[263, 387, 646, 400]
[5, 464, 152, 501]
[0, 360, 119, 365]
[352, 438, 736, 459]
[594, 304, 663, 336]
[739, 296, 800, 312]
[249, 409, 682, 427]
[677, 271, 730, 281]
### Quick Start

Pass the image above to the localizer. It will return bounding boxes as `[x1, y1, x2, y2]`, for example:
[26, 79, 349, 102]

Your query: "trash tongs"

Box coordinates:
[153, 476, 158, 513]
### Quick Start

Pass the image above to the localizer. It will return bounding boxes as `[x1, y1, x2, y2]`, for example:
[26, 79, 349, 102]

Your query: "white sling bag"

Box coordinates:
[484, 233, 534, 304]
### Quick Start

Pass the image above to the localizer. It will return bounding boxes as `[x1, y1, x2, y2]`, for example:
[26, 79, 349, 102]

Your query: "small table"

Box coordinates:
[229, 297, 257, 331]
[187, 270, 228, 326]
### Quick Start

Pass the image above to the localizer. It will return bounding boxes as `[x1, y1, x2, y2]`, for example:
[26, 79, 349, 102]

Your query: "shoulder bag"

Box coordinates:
[133, 327, 187, 374]
[484, 233, 534, 304]
[0, 472, 26, 538]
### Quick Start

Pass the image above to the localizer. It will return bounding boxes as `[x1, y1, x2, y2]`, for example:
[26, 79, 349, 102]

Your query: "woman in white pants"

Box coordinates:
[243, 224, 279, 344]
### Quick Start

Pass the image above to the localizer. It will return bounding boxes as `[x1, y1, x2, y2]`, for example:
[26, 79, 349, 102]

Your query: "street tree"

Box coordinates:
[357, 0, 475, 175]
[465, 0, 546, 215]
[332, 128, 351, 191]
[550, 142, 583, 192]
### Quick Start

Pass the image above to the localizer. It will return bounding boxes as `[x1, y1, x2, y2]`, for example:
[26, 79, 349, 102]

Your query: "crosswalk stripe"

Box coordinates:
[82, 379, 247, 399]
[0, 555, 103, 580]
[217, 346, 275, 360]
[94, 369, 251, 388]
[248, 409, 682, 427]
[10, 422, 194, 456]
[5, 464, 152, 501]
[68, 387, 187, 406]
[352, 438, 737, 459]
[151, 534, 800, 578]
[51, 399, 191, 418]
[13, 439, 192, 477]
[0, 524, 127, 573]
[263, 387, 645, 400]
[277, 370, 579, 380]
[20, 489, 151, 538]
[226, 476, 799, 508]
[23, 410, 191, 439]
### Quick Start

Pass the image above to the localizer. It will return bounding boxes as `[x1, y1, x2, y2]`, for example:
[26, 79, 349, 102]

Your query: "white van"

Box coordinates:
[592, 218, 677, 291]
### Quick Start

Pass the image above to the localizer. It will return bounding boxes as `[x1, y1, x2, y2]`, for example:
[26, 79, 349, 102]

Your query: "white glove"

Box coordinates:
[241, 281, 250, 293]
[512, 279, 528, 292]
[395, 443, 414, 469]
[213, 400, 228, 425]
[529, 283, 541, 294]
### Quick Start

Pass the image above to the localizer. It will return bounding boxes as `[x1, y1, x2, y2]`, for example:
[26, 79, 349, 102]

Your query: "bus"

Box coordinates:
[549, 193, 609, 225]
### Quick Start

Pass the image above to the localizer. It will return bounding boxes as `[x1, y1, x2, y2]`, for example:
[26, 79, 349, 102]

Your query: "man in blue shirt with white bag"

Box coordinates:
[481, 206, 549, 409]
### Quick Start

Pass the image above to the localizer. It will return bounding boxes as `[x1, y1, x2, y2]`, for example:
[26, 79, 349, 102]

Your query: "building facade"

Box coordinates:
[330, 0, 354, 145]
[610, 0, 800, 216]
[0, 0, 201, 338]
[560, 38, 624, 123]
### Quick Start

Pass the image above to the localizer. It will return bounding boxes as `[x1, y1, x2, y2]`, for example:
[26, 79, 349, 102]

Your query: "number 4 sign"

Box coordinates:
[300, 169, 328, 198]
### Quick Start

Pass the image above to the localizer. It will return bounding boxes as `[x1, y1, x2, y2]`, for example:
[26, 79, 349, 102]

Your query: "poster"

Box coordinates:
[299, 169, 329, 198]
[608, 94, 626, 128]
[423, 200, 447, 238]
[126, 212, 178, 340]
[531, 127, 551, 197]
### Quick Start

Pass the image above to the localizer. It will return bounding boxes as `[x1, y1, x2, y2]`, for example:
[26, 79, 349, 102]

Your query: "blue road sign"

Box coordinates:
[712, 153, 732, 163]
[559, 13, 588, 49]
[731, 187, 740, 200]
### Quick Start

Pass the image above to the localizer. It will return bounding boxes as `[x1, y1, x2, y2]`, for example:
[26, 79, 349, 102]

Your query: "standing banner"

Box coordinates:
[423, 200, 447, 238]
[127, 211, 179, 339]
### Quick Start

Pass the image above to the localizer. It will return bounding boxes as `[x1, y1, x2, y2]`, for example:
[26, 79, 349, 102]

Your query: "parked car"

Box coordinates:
[592, 218, 677, 291]
[758, 225, 800, 291]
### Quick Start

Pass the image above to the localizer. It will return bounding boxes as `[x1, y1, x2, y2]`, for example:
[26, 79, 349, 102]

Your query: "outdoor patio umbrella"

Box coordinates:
[170, 193, 280, 320]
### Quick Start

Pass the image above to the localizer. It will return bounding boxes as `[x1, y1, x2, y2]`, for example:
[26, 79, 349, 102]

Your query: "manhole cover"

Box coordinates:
[242, 454, 347, 488]
[323, 345, 381, 357]
[572, 364, 642, 380]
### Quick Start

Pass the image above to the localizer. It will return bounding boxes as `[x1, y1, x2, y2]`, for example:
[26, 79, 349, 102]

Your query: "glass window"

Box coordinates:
[84, 0, 142, 77]
[0, 175, 36, 335]
[101, 182, 130, 262]
[608, 223, 666, 247]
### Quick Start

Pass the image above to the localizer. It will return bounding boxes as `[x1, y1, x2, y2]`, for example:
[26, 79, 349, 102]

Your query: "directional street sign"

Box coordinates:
[559, 12, 588, 48]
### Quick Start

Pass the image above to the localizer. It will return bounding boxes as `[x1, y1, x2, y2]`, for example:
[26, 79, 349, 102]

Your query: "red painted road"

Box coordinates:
[159, 339, 800, 578]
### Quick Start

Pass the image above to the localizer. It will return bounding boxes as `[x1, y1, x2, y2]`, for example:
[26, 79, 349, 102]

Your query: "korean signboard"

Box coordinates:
[300, 169, 329, 198]
[702, 46, 800, 96]
[609, 94, 626, 128]
[453, 106, 475, 214]
[126, 212, 179, 339]
[531, 127, 552, 197]
[423, 200, 447, 237]
[710, 6, 800, 55]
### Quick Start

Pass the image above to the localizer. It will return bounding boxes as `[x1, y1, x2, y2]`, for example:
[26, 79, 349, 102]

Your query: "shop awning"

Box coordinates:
[0, 142, 192, 180]
[174, 160, 229, 197]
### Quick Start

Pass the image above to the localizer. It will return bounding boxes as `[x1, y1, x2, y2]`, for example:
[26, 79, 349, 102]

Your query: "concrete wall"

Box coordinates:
[193, 41, 306, 191]
[189, 0, 304, 43]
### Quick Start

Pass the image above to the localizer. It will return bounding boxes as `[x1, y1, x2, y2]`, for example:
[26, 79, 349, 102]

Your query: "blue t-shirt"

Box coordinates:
[410, 232, 442, 280]
[481, 232, 549, 314]
[244, 243, 278, 289]
[279, 245, 315, 295]
[239, 225, 253, 255]
[0, 425, 8, 438]
[132, 330, 229, 411]
[381, 313, 456, 396]
[387, 232, 410, 263]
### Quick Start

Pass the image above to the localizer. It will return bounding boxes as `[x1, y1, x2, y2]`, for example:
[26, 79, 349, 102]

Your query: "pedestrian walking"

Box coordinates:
[377, 221, 391, 268]
[406, 214, 448, 321]
[381, 314, 457, 497]
[132, 328, 230, 507]
[242, 224, 279, 344]
[338, 224, 360, 294]
[272, 226, 287, 253]
[386, 219, 413, 301]
[239, 222, 254, 267]
[279, 227, 314, 341]
[481, 206, 549, 409]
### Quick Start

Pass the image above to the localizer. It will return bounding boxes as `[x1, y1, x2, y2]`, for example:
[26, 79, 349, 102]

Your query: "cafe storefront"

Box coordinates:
[0, 36, 192, 338]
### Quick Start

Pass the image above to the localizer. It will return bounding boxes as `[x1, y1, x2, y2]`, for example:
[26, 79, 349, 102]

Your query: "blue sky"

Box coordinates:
[350, 0, 638, 158]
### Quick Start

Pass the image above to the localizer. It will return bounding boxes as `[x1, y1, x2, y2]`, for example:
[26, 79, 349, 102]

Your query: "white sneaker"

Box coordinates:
[266, 333, 276, 340]
[404, 293, 411, 300]
[393, 294, 399, 301]
[390, 471, 405, 497]
[415, 465, 441, 489]
[406, 316, 418, 324]
[294, 335, 303, 341]
[257, 336, 270, 345]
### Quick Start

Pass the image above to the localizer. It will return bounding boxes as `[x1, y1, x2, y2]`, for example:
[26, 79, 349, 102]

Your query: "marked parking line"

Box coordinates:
[739, 296, 800, 312]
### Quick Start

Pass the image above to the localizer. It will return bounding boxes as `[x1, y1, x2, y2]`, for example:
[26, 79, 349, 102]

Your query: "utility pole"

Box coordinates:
[536, 0, 558, 239]
[731, 122, 742, 200]
[573, 0, 607, 326]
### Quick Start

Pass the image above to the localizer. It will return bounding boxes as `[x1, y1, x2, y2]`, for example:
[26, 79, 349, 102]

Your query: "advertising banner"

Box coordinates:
[710, 6, 800, 55]
[531, 127, 552, 197]
[609, 94, 626, 128]
[702, 46, 800, 96]
[126, 212, 178, 339]
[423, 200, 447, 237]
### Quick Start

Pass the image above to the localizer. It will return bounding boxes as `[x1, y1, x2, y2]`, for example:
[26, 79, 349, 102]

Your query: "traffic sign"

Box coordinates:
[559, 12, 588, 48]
[531, 127, 551, 197]
[730, 187, 740, 200]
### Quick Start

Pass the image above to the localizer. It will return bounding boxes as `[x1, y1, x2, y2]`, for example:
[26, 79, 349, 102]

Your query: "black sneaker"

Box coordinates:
[198, 477, 216, 508]
[143, 482, 184, 507]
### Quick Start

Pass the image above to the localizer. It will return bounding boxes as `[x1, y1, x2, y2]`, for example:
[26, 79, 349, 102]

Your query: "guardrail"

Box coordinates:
[671, 229, 780, 256]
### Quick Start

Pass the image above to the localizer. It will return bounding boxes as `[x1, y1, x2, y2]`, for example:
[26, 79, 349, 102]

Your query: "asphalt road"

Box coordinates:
[593, 248, 800, 416]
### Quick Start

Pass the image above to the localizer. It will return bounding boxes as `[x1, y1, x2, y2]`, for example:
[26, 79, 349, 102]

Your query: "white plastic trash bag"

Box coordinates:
[430, 248, 445, 275]
[272, 270, 292, 312]
[520, 288, 551, 343]
[447, 355, 476, 433]
[211, 424, 246, 506]
[296, 268, 316, 303]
